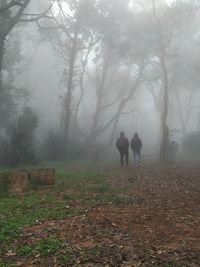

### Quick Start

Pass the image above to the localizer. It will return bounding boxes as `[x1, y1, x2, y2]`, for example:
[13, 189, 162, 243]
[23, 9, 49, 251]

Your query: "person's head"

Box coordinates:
[120, 132, 125, 137]
[134, 133, 139, 138]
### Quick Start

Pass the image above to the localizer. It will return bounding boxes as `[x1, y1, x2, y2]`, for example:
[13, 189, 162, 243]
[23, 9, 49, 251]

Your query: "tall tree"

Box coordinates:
[76, 0, 149, 147]
[43, 0, 97, 144]
[147, 0, 194, 160]
[0, 0, 31, 89]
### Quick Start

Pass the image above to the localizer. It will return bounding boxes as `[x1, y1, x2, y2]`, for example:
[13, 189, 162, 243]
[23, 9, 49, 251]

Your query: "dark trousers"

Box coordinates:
[119, 150, 129, 166]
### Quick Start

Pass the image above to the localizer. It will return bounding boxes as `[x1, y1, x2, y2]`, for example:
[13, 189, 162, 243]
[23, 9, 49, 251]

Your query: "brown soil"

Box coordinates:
[7, 164, 200, 266]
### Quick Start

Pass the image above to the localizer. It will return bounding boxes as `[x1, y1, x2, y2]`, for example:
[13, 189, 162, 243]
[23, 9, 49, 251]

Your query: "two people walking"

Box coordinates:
[116, 132, 142, 167]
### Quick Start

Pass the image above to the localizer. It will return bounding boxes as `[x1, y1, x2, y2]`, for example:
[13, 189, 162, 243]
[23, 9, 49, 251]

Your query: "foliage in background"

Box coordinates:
[183, 132, 200, 155]
[40, 130, 87, 161]
[0, 107, 38, 166]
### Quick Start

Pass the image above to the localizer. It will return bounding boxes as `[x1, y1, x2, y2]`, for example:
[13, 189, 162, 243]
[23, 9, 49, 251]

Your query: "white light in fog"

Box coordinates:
[52, 2, 72, 16]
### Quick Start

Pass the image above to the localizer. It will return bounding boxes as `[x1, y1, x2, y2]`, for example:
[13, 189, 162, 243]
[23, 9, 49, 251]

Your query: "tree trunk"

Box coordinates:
[106, 63, 143, 148]
[159, 57, 169, 162]
[107, 109, 123, 147]
[151, 0, 170, 162]
[0, 0, 6, 93]
[87, 55, 109, 145]
[63, 78, 72, 145]
[0, 37, 4, 93]
[174, 88, 186, 138]
[63, 20, 79, 145]
[0, 0, 31, 92]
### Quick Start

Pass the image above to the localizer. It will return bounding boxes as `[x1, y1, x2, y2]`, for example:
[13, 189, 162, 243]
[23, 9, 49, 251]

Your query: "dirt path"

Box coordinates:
[2, 164, 200, 266]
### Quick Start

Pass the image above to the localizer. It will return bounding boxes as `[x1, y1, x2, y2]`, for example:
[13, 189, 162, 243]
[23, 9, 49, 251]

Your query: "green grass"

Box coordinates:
[79, 246, 103, 263]
[0, 192, 80, 244]
[0, 262, 15, 267]
[16, 237, 62, 257]
[0, 160, 136, 266]
[0, 160, 195, 266]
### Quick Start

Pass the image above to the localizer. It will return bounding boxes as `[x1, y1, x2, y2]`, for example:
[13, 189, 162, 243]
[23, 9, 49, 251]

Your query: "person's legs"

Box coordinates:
[138, 150, 141, 163]
[120, 151, 124, 166]
[133, 151, 137, 164]
[125, 150, 129, 166]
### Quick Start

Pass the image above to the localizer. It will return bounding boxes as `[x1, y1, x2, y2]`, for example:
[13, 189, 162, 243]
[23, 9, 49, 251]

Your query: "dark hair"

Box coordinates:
[134, 133, 139, 138]
[120, 132, 124, 136]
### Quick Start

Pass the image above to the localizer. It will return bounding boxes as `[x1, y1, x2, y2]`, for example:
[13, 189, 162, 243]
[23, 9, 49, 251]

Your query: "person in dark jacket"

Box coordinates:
[116, 132, 129, 167]
[131, 133, 142, 165]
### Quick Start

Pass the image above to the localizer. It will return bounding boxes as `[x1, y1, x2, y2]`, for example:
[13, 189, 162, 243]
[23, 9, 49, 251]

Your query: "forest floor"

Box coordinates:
[0, 162, 200, 267]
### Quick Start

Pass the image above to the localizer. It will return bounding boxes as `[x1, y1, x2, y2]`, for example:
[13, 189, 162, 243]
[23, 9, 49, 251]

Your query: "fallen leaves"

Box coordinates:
[1, 164, 200, 266]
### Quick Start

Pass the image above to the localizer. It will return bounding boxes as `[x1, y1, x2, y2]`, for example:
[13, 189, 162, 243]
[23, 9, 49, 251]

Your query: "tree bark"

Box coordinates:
[0, 0, 31, 92]
[0, 36, 4, 93]
[151, 0, 170, 162]
[87, 54, 110, 145]
[63, 19, 80, 145]
[0, 0, 7, 93]
[159, 56, 169, 162]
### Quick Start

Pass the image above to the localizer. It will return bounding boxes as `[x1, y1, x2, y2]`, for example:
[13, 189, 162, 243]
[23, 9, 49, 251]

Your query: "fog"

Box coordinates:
[1, 0, 200, 165]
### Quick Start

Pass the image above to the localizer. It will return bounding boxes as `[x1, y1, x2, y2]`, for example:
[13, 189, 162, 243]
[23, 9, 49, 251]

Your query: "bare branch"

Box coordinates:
[22, 0, 55, 17]
[101, 99, 119, 111]
[85, 70, 98, 87]
[97, 114, 118, 135]
[20, 15, 53, 22]
[0, 0, 23, 13]
[5, 0, 31, 37]
[121, 108, 137, 115]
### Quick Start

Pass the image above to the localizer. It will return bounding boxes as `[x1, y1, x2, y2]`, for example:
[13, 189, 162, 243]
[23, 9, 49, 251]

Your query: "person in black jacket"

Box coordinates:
[131, 133, 142, 165]
[116, 132, 129, 167]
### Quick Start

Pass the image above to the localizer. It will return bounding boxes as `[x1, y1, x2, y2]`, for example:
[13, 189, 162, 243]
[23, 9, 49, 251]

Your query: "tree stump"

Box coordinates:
[0, 172, 11, 195]
[9, 170, 28, 194]
[30, 169, 55, 185]
[40, 169, 55, 185]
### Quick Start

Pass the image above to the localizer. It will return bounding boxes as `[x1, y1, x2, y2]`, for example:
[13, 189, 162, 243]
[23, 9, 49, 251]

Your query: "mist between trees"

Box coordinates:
[0, 0, 200, 166]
